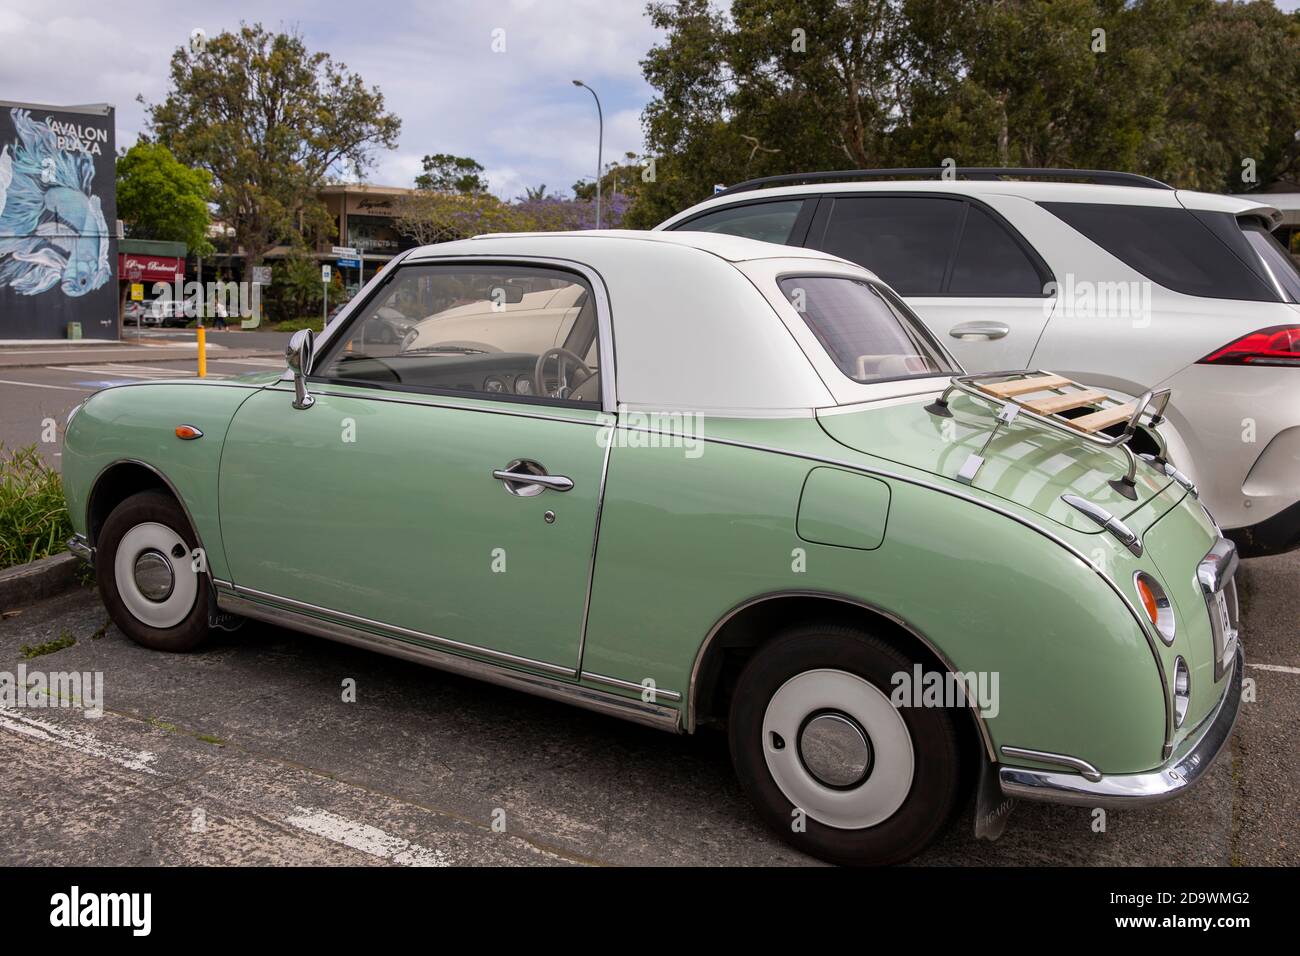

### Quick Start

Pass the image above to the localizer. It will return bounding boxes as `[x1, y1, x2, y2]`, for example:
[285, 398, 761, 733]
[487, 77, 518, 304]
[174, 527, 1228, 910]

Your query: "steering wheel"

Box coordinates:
[535, 347, 593, 399]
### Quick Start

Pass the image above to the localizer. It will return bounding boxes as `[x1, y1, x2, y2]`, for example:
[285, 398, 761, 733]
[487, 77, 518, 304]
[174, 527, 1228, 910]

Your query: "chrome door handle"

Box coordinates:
[492, 459, 574, 496]
[493, 470, 573, 491]
[949, 321, 1010, 341]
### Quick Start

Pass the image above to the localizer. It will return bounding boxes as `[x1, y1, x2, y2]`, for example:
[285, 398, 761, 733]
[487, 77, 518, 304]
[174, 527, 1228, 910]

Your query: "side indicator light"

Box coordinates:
[175, 425, 204, 441]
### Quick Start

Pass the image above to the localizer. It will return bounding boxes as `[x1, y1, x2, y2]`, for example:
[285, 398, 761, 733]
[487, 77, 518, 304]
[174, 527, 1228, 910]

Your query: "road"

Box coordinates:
[0, 331, 289, 465]
[0, 550, 1294, 866]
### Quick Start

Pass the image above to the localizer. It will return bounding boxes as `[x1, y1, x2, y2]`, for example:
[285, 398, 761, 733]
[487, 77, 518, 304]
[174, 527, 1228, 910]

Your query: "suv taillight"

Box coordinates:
[1198, 325, 1300, 366]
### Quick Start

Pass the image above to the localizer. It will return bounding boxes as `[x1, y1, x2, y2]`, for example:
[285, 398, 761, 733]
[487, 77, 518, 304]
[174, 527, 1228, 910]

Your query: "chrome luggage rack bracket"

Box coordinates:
[926, 370, 1174, 499]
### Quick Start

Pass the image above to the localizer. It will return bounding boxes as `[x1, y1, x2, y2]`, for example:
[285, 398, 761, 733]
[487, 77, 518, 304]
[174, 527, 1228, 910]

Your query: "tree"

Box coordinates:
[145, 23, 401, 269]
[414, 153, 489, 193]
[626, 0, 1300, 227]
[392, 191, 532, 244]
[115, 142, 214, 255]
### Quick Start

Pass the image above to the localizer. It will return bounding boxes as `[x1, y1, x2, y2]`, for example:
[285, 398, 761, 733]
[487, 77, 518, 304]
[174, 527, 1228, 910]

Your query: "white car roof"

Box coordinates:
[410, 228, 850, 264]
[655, 178, 1283, 227]
[400, 231, 894, 415]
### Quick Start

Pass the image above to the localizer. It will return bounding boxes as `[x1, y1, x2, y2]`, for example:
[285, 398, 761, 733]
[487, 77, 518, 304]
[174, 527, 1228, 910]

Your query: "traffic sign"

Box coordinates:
[337, 257, 361, 270]
[331, 246, 359, 258]
[321, 265, 332, 282]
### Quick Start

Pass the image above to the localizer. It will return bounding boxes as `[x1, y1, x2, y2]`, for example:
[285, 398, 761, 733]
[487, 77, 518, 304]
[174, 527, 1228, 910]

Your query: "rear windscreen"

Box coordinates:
[1041, 201, 1289, 303]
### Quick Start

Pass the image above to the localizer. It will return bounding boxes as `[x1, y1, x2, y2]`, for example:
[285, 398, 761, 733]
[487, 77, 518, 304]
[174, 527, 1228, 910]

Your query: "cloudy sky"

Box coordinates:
[2, 1, 1297, 200]
[0, 0, 662, 200]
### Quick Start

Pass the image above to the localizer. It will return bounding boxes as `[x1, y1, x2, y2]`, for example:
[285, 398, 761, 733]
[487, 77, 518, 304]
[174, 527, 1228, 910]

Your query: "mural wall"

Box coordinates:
[0, 101, 117, 340]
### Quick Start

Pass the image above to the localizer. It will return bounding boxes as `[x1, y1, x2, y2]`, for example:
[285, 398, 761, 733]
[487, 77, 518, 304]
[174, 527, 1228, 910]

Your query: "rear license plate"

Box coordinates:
[1213, 589, 1232, 636]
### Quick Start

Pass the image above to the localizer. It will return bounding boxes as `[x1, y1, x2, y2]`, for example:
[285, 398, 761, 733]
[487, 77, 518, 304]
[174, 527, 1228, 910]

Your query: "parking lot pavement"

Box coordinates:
[1, 552, 1294, 867]
[0, 357, 286, 466]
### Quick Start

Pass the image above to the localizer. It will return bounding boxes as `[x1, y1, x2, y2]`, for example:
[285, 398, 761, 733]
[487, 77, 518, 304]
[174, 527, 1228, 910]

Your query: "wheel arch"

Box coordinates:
[86, 460, 211, 580]
[688, 590, 995, 762]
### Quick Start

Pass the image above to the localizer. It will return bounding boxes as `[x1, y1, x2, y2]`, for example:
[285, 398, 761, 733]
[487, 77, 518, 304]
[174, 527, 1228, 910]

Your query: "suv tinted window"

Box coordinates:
[948, 204, 1046, 295]
[1240, 219, 1300, 303]
[676, 200, 804, 244]
[817, 197, 962, 295]
[778, 275, 955, 383]
[1042, 202, 1280, 302]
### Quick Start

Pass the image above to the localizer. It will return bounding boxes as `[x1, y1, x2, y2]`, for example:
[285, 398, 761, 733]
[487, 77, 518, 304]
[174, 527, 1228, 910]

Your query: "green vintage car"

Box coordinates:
[63, 231, 1243, 865]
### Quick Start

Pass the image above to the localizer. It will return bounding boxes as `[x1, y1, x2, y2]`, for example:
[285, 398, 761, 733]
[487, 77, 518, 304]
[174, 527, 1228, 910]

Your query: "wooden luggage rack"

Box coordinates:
[926, 370, 1173, 498]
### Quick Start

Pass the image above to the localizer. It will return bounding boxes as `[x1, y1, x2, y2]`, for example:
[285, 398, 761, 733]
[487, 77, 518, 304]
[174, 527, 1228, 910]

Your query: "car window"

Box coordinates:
[675, 200, 805, 244]
[778, 275, 956, 383]
[815, 197, 964, 295]
[1041, 202, 1280, 302]
[314, 264, 602, 406]
[947, 204, 1047, 295]
[1239, 220, 1300, 303]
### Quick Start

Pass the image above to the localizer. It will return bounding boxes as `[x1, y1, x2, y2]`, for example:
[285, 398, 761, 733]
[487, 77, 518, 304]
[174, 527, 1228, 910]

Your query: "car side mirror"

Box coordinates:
[286, 328, 315, 410]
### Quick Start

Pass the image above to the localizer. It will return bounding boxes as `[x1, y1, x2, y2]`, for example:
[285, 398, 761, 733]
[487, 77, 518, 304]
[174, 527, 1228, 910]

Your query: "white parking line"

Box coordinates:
[283, 807, 449, 866]
[0, 709, 159, 775]
[1246, 663, 1300, 675]
[0, 378, 92, 391]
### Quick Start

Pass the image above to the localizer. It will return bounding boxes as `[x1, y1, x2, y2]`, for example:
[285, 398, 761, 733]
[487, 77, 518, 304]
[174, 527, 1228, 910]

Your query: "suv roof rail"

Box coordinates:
[713, 167, 1174, 197]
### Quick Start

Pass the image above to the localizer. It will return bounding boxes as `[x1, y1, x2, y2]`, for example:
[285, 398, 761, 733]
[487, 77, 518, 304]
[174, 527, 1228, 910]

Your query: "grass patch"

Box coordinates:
[272, 316, 326, 334]
[0, 445, 72, 571]
[20, 630, 76, 660]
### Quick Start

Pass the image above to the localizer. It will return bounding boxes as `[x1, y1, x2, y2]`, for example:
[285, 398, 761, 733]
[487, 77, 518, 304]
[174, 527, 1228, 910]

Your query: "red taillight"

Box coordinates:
[1198, 325, 1300, 366]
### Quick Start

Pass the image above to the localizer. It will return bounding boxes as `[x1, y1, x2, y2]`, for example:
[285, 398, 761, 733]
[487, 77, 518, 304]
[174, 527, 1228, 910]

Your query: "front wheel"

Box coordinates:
[728, 623, 963, 865]
[95, 490, 212, 652]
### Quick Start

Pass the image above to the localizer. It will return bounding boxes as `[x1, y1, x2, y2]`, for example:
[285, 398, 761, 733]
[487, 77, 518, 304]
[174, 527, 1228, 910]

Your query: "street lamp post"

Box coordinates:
[572, 80, 603, 229]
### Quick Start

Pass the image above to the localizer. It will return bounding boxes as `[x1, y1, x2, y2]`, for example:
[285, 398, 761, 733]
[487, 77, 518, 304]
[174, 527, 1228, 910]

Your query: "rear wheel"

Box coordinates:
[728, 623, 963, 865]
[95, 490, 212, 652]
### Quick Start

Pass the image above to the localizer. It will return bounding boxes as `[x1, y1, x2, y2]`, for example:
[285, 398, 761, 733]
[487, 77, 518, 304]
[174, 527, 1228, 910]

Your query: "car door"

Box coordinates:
[218, 260, 612, 675]
[802, 194, 1056, 371]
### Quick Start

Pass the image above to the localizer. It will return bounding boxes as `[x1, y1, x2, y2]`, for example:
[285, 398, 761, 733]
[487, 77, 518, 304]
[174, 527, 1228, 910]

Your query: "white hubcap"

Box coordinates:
[762, 668, 914, 830]
[114, 522, 198, 629]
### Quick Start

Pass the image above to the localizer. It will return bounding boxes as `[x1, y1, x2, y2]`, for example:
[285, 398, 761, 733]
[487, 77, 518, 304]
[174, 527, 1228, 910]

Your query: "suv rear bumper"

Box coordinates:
[998, 643, 1242, 807]
[1226, 498, 1300, 557]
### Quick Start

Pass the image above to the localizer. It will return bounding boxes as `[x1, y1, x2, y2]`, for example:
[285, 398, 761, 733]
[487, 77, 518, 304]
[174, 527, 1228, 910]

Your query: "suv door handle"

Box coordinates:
[492, 459, 574, 496]
[949, 321, 1010, 340]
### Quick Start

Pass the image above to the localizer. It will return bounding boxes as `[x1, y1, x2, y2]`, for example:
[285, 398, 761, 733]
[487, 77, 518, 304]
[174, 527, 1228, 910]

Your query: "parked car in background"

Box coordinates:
[63, 232, 1242, 865]
[658, 169, 1300, 556]
[123, 300, 157, 327]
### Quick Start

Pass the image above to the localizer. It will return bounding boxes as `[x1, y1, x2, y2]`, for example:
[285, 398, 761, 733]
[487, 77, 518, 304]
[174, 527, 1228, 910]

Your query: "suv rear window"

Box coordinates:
[778, 275, 955, 383]
[1041, 201, 1284, 302]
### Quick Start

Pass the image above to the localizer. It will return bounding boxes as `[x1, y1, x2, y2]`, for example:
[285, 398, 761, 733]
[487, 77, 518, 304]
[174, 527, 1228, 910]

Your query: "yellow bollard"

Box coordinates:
[197, 325, 207, 378]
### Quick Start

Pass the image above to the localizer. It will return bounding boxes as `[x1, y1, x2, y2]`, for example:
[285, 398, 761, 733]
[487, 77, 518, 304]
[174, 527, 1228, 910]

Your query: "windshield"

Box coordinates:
[777, 275, 956, 384]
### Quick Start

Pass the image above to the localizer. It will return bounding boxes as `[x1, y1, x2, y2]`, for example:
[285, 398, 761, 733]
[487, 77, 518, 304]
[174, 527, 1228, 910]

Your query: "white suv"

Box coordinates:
[657, 169, 1300, 556]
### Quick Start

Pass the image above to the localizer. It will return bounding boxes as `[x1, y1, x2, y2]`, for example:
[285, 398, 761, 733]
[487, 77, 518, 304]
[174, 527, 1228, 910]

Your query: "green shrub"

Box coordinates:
[0, 445, 72, 571]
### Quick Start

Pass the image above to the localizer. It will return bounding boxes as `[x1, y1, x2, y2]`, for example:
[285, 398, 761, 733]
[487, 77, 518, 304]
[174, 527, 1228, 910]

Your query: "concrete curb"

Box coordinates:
[0, 552, 82, 611]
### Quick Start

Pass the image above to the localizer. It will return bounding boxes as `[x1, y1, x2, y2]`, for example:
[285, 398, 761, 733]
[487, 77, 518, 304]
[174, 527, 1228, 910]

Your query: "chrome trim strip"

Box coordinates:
[1061, 494, 1143, 557]
[999, 643, 1242, 808]
[218, 591, 680, 733]
[575, 435, 614, 673]
[688, 589, 997, 760]
[581, 671, 683, 703]
[659, 428, 1174, 748]
[999, 746, 1103, 782]
[267, 385, 606, 429]
[227, 583, 576, 678]
[67, 533, 94, 565]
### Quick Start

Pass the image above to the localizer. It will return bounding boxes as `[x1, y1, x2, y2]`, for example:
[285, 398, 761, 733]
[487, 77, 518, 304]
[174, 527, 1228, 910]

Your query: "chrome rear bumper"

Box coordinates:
[67, 533, 95, 566]
[998, 643, 1243, 807]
